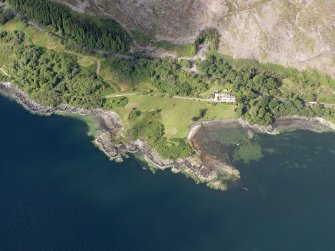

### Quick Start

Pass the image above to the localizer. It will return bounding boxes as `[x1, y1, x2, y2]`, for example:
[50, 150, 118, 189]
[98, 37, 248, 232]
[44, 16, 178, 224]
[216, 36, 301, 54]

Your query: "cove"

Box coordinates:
[1, 95, 335, 251]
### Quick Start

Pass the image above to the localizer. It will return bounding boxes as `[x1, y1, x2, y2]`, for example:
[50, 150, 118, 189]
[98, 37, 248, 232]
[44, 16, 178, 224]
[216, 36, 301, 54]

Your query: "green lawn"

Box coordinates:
[153, 40, 196, 57]
[0, 41, 15, 66]
[75, 53, 99, 73]
[115, 94, 236, 139]
[325, 115, 335, 124]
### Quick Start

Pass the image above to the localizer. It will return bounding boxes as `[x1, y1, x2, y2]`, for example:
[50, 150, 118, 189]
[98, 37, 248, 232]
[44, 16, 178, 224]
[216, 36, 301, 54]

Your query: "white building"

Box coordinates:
[214, 93, 236, 103]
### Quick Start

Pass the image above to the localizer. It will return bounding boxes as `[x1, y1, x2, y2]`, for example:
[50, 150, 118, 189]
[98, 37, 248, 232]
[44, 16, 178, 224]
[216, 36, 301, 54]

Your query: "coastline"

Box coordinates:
[1, 82, 335, 191]
[0, 82, 239, 191]
[188, 116, 335, 141]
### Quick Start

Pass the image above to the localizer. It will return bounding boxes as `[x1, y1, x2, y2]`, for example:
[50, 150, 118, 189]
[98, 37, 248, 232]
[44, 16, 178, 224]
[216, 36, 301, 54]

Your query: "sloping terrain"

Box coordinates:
[56, 0, 335, 76]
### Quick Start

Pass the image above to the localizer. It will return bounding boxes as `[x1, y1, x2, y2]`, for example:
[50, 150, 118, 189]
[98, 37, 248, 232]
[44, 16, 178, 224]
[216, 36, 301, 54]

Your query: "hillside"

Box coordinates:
[56, 0, 335, 76]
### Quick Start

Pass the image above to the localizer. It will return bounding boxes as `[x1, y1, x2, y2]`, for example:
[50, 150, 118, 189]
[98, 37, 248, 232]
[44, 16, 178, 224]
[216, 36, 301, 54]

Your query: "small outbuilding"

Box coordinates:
[214, 93, 236, 102]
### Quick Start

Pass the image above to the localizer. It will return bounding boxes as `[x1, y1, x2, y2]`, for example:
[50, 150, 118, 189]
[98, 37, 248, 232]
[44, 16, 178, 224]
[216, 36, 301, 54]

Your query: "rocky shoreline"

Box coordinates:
[0, 82, 239, 191]
[0, 82, 122, 128]
[188, 116, 335, 141]
[2, 82, 334, 191]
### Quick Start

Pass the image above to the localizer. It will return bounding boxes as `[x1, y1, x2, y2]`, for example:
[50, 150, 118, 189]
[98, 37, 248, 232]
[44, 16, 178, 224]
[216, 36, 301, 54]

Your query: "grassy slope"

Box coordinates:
[116, 95, 235, 138]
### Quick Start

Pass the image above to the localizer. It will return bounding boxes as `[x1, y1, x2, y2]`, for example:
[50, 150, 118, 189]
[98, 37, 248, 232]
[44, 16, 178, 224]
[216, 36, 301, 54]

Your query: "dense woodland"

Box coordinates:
[4, 0, 130, 52]
[199, 54, 335, 124]
[195, 28, 221, 52]
[0, 5, 14, 24]
[104, 56, 210, 96]
[0, 30, 128, 110]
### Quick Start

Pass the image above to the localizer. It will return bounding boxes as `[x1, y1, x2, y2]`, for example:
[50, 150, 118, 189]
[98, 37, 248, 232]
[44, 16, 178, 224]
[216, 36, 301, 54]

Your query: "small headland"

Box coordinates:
[190, 117, 335, 188]
[0, 82, 239, 191]
[1, 82, 335, 192]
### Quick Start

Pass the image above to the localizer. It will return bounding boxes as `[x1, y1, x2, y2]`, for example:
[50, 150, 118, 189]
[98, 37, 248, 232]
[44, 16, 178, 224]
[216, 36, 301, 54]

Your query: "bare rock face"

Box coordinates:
[56, 0, 335, 76]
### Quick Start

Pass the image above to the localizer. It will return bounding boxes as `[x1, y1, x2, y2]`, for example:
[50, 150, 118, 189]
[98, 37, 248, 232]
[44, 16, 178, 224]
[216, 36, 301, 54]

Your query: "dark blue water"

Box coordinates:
[1, 96, 335, 251]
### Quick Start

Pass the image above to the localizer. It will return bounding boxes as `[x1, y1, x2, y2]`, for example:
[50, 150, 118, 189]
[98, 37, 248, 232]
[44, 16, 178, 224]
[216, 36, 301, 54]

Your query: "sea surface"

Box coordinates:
[1, 95, 335, 251]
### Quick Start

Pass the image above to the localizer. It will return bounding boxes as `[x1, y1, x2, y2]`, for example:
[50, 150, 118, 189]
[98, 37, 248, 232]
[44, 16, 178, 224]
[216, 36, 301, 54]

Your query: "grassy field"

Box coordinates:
[114, 94, 236, 139]
[66, 50, 100, 74]
[0, 41, 14, 66]
[325, 115, 335, 124]
[153, 40, 196, 57]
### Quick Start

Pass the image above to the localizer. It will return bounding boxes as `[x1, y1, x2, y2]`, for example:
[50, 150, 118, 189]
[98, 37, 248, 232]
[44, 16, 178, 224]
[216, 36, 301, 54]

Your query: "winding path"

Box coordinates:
[0, 67, 10, 77]
[106, 92, 235, 104]
[217, 0, 274, 24]
[106, 93, 141, 98]
[96, 60, 101, 76]
[297, 51, 335, 64]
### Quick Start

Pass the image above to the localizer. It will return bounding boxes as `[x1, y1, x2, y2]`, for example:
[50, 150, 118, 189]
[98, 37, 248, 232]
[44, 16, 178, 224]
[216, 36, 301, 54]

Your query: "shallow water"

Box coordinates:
[1, 96, 335, 250]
